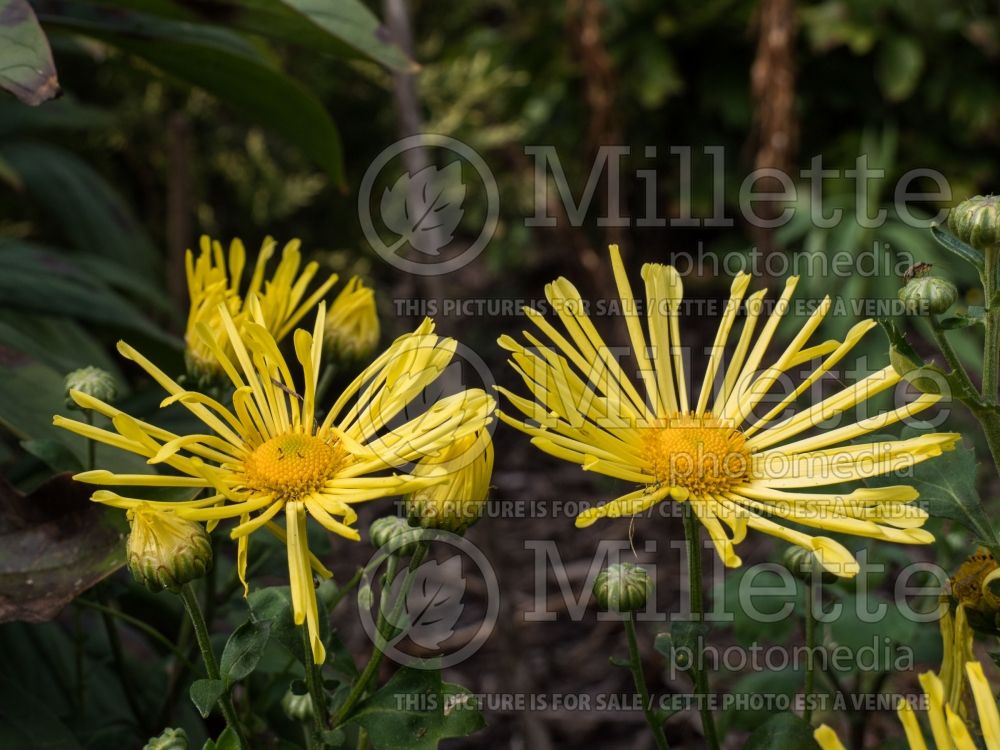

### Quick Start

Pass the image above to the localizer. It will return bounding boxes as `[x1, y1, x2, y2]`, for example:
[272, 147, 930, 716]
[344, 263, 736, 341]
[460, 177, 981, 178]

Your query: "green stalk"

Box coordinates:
[681, 504, 721, 750]
[302, 625, 330, 739]
[803, 582, 817, 725]
[983, 246, 1000, 403]
[928, 316, 1000, 485]
[76, 597, 195, 669]
[179, 584, 249, 749]
[333, 542, 428, 727]
[624, 612, 671, 750]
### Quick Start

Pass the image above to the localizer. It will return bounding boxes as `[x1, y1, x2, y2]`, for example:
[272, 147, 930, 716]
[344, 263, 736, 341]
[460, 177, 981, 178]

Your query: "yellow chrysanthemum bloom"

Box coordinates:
[55, 302, 494, 663]
[407, 430, 495, 533]
[324, 276, 380, 362]
[499, 245, 959, 576]
[185, 235, 337, 381]
[814, 661, 1000, 749]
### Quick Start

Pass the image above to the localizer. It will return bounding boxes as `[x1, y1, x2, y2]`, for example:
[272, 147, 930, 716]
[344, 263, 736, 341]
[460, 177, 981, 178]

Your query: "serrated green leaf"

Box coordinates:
[189, 678, 225, 718]
[348, 668, 484, 750]
[220, 619, 271, 686]
[870, 427, 997, 547]
[0, 0, 59, 105]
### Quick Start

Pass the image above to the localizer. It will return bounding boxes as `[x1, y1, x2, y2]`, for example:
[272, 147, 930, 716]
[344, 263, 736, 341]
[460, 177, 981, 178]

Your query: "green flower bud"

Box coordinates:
[126, 508, 213, 592]
[281, 690, 314, 722]
[406, 432, 494, 534]
[324, 276, 380, 364]
[65, 366, 118, 408]
[898, 276, 957, 315]
[949, 195, 1000, 251]
[783, 546, 837, 584]
[593, 563, 652, 613]
[369, 515, 422, 556]
[143, 728, 189, 750]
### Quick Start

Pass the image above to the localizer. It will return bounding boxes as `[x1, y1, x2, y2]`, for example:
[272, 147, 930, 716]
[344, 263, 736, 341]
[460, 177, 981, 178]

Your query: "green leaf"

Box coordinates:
[189, 678, 225, 719]
[20, 438, 83, 473]
[720, 671, 802, 734]
[654, 620, 708, 673]
[871, 426, 997, 547]
[0, 242, 170, 341]
[743, 712, 820, 750]
[875, 36, 924, 103]
[0, 473, 125, 623]
[46, 7, 345, 184]
[247, 586, 302, 662]
[0, 144, 160, 280]
[220, 619, 272, 687]
[0, 675, 81, 749]
[0, 0, 59, 105]
[930, 224, 985, 273]
[203, 726, 240, 750]
[348, 668, 484, 750]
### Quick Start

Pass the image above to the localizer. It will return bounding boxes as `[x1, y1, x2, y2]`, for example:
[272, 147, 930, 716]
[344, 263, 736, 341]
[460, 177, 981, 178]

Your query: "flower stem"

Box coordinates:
[803, 582, 817, 725]
[983, 246, 999, 403]
[179, 584, 248, 749]
[333, 541, 429, 727]
[928, 316, 1000, 485]
[681, 503, 721, 750]
[623, 612, 671, 750]
[85, 412, 95, 471]
[302, 625, 331, 738]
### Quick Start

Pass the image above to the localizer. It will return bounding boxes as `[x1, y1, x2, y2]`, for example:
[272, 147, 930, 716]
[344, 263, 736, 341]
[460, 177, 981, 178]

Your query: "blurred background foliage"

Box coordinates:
[1, 0, 1000, 747]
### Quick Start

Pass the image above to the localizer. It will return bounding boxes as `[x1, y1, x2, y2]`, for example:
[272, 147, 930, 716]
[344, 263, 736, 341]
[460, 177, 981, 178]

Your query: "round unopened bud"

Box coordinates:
[126, 508, 213, 592]
[593, 563, 652, 613]
[281, 690, 314, 722]
[369, 515, 421, 556]
[899, 276, 957, 315]
[406, 432, 493, 534]
[783, 546, 837, 584]
[143, 727, 189, 750]
[65, 366, 118, 408]
[324, 276, 380, 364]
[949, 195, 1000, 251]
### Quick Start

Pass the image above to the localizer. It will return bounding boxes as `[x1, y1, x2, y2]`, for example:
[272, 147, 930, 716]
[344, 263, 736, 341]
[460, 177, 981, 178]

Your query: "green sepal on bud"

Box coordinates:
[593, 562, 652, 613]
[64, 366, 118, 408]
[898, 275, 957, 316]
[281, 690, 314, 722]
[369, 515, 422, 556]
[126, 508, 213, 592]
[949, 195, 1000, 251]
[783, 546, 837, 584]
[142, 727, 189, 750]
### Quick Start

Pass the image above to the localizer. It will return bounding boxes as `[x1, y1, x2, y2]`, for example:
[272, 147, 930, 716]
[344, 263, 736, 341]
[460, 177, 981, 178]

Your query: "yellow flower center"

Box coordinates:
[641, 414, 752, 496]
[243, 433, 348, 500]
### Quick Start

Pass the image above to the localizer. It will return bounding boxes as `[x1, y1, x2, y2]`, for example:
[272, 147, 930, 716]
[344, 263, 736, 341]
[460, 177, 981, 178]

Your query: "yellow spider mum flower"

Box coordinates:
[814, 661, 1000, 749]
[324, 276, 380, 363]
[407, 429, 495, 533]
[499, 245, 958, 577]
[185, 235, 338, 382]
[54, 303, 494, 663]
